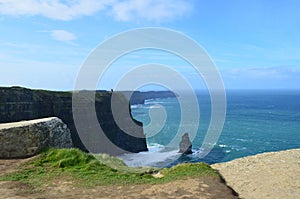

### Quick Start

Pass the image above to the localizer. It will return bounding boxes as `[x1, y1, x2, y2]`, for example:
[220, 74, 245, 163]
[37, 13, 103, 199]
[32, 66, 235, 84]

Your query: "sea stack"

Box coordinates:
[179, 133, 192, 154]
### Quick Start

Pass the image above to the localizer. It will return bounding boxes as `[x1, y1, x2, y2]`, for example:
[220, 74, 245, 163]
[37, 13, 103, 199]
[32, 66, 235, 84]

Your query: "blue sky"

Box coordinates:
[0, 0, 299, 90]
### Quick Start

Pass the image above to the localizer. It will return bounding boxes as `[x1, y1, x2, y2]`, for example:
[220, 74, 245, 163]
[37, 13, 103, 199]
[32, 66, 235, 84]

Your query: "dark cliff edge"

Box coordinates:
[0, 86, 148, 155]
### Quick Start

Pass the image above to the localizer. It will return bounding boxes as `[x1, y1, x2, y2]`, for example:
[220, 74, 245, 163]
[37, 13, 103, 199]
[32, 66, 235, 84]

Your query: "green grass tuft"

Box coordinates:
[0, 148, 219, 188]
[36, 148, 98, 169]
[161, 163, 219, 181]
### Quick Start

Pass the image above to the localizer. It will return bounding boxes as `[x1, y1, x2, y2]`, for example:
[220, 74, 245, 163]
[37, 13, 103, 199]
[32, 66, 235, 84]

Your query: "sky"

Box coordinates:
[0, 0, 300, 91]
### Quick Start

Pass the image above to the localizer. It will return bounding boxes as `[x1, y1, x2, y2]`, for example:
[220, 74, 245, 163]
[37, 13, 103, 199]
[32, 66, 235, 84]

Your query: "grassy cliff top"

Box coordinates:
[0, 148, 218, 188]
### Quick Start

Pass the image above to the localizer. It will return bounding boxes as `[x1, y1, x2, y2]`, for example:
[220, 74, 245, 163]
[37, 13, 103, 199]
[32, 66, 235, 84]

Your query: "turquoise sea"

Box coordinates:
[118, 90, 300, 167]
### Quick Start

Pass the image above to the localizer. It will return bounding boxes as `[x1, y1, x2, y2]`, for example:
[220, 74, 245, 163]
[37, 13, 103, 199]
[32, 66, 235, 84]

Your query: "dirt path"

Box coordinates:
[212, 149, 300, 199]
[0, 158, 36, 174]
[0, 158, 238, 199]
[4, 177, 237, 199]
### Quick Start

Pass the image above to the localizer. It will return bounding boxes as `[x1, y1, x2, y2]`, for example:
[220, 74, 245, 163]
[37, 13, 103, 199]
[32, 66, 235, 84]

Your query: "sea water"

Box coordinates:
[118, 90, 300, 167]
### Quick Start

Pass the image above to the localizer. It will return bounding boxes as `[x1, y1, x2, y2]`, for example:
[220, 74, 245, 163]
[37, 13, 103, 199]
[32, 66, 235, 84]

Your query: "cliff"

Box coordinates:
[0, 86, 148, 155]
[0, 117, 73, 158]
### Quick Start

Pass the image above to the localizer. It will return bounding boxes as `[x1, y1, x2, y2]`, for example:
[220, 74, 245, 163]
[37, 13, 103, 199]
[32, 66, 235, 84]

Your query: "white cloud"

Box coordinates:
[0, 0, 193, 22]
[110, 0, 193, 22]
[50, 30, 77, 43]
[0, 0, 112, 20]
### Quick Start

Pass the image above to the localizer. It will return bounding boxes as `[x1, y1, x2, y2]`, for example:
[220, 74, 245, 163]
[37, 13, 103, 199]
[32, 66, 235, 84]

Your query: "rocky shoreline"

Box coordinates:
[212, 149, 300, 199]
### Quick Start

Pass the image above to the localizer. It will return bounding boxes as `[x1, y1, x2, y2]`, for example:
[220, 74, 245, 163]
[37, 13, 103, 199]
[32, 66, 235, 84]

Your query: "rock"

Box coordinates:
[0, 117, 73, 158]
[179, 133, 192, 154]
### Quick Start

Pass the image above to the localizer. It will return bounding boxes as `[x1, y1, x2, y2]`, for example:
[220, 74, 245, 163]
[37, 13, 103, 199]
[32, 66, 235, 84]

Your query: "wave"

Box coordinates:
[144, 99, 157, 105]
[117, 144, 181, 168]
[144, 98, 177, 105]
[118, 143, 230, 168]
[147, 143, 164, 152]
[130, 104, 145, 109]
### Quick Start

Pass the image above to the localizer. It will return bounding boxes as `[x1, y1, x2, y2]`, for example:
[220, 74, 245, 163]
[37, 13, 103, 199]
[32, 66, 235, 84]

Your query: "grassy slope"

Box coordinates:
[0, 148, 219, 188]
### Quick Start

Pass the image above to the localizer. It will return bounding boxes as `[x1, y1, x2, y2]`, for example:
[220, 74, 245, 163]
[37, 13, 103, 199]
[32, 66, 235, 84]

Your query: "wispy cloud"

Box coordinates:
[50, 30, 77, 44]
[0, 0, 193, 22]
[0, 0, 110, 20]
[110, 0, 193, 22]
[37, 30, 78, 45]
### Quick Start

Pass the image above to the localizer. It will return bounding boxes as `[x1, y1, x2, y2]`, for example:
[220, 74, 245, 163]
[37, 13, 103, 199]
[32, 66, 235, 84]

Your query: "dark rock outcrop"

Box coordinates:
[0, 117, 73, 158]
[0, 86, 148, 155]
[179, 133, 192, 154]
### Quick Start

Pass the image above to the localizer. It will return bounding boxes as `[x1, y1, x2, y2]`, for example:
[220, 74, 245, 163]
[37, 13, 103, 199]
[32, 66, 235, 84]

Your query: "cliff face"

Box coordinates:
[0, 87, 148, 155]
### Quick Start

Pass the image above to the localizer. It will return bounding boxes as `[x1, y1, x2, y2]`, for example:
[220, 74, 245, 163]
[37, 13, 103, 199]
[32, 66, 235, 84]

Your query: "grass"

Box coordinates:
[0, 148, 219, 188]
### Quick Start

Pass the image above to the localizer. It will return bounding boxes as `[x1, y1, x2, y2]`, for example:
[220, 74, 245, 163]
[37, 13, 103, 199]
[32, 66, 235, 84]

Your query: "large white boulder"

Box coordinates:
[0, 117, 73, 158]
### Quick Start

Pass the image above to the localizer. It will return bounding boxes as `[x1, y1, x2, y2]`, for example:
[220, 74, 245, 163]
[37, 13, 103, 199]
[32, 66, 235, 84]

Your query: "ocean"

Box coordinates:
[118, 90, 300, 168]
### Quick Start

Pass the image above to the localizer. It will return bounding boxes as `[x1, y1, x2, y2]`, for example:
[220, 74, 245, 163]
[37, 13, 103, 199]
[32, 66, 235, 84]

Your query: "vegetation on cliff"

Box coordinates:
[0, 148, 218, 188]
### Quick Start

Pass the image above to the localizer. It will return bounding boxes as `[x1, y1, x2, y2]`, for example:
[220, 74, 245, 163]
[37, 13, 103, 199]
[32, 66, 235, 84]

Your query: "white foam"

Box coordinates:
[147, 143, 164, 152]
[118, 147, 181, 168]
